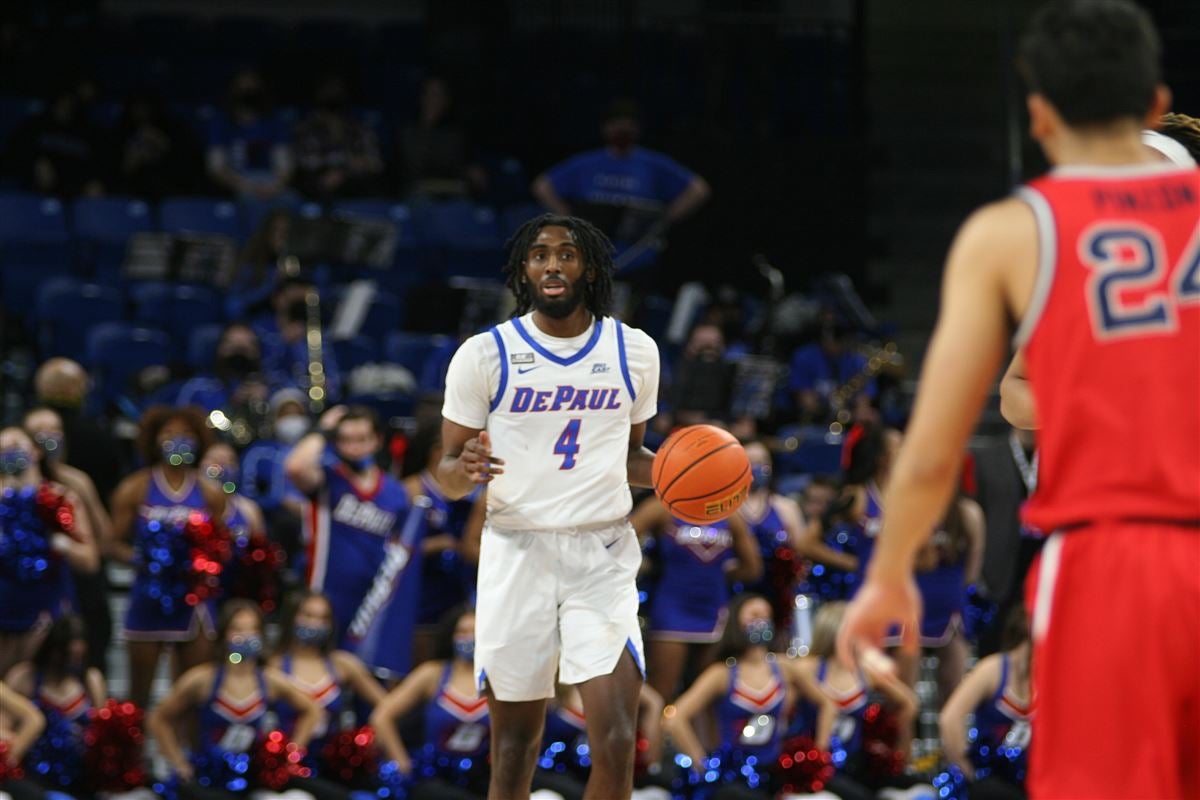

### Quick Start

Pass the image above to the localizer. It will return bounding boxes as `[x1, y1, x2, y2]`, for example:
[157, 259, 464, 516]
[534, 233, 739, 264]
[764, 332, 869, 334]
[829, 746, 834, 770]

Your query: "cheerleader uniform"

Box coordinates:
[968, 654, 1034, 784]
[914, 528, 967, 647]
[738, 500, 789, 597]
[0, 484, 74, 635]
[647, 519, 734, 642]
[124, 469, 216, 642]
[24, 673, 91, 792]
[189, 667, 269, 792]
[275, 655, 344, 764]
[412, 664, 490, 794]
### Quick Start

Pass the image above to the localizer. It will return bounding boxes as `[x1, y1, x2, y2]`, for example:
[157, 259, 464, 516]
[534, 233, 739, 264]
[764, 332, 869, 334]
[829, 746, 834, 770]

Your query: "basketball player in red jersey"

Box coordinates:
[837, 2, 1200, 797]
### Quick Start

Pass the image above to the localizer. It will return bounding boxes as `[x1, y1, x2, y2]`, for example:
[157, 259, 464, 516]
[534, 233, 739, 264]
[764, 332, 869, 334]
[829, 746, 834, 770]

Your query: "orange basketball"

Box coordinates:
[652, 424, 751, 525]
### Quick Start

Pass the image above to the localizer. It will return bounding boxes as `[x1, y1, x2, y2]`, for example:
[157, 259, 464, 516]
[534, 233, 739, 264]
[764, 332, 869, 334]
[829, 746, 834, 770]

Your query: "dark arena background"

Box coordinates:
[0, 1, 1198, 799]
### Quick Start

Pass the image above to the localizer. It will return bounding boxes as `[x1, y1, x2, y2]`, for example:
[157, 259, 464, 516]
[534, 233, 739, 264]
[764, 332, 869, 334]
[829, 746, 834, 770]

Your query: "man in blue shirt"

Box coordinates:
[788, 322, 876, 424]
[531, 100, 710, 272]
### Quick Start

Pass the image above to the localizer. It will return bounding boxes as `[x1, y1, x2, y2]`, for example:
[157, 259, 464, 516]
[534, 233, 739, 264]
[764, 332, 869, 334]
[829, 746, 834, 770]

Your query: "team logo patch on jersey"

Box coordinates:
[510, 352, 535, 364]
[591, 363, 611, 374]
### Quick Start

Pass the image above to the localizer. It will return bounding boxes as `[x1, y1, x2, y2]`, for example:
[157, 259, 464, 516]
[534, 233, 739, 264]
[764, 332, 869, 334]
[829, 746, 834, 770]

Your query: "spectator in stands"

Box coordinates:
[269, 589, 387, 794]
[176, 322, 271, 415]
[397, 76, 484, 198]
[0, 426, 98, 677]
[206, 69, 293, 203]
[370, 605, 490, 798]
[800, 476, 838, 525]
[23, 407, 113, 676]
[108, 406, 225, 709]
[293, 76, 384, 201]
[147, 599, 321, 798]
[630, 494, 761, 702]
[256, 276, 342, 402]
[4, 81, 106, 196]
[670, 323, 735, 425]
[227, 208, 292, 322]
[531, 99, 710, 272]
[4, 615, 107, 796]
[788, 319, 876, 425]
[285, 406, 423, 679]
[33, 358, 126, 505]
[108, 89, 201, 199]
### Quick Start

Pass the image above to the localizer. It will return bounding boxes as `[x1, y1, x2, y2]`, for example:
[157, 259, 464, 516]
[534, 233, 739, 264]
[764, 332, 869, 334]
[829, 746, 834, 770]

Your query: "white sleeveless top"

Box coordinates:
[442, 313, 659, 530]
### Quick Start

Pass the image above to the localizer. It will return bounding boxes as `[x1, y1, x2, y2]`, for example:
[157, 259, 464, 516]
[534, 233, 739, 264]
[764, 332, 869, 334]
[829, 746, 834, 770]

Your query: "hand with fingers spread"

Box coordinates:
[459, 431, 505, 485]
[836, 568, 922, 674]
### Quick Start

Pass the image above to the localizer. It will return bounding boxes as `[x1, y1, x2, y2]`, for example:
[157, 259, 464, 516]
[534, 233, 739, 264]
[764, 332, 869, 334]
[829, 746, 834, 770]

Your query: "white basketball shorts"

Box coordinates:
[474, 519, 646, 701]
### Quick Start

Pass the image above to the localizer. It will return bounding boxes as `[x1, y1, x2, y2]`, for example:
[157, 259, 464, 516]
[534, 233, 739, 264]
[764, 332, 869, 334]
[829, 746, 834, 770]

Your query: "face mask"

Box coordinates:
[275, 416, 309, 445]
[161, 436, 197, 467]
[339, 451, 375, 474]
[453, 637, 475, 661]
[744, 618, 774, 646]
[205, 464, 239, 494]
[227, 634, 263, 664]
[218, 352, 258, 377]
[294, 624, 331, 647]
[34, 432, 64, 461]
[750, 463, 772, 491]
[286, 298, 309, 324]
[0, 448, 33, 475]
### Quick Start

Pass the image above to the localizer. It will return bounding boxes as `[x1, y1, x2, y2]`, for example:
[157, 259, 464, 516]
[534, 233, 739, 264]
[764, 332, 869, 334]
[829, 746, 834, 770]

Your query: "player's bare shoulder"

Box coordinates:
[947, 196, 1039, 317]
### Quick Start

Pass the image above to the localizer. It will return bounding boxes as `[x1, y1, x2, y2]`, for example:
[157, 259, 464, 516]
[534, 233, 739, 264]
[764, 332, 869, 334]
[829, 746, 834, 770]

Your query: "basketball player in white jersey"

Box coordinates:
[438, 214, 660, 800]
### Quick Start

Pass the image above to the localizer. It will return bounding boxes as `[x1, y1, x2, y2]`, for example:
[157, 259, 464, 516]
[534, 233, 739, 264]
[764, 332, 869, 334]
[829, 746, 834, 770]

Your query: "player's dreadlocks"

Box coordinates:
[1158, 112, 1200, 164]
[502, 214, 615, 318]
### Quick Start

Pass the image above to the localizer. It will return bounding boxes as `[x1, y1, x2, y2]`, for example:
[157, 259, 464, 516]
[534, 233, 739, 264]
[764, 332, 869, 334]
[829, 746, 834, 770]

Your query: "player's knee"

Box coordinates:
[492, 728, 542, 773]
[588, 720, 638, 769]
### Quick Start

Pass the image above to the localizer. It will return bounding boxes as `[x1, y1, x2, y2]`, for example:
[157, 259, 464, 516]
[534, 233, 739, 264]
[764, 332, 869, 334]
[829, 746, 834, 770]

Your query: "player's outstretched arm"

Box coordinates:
[837, 198, 1036, 670]
[626, 421, 655, 488]
[437, 420, 505, 501]
[1000, 350, 1039, 429]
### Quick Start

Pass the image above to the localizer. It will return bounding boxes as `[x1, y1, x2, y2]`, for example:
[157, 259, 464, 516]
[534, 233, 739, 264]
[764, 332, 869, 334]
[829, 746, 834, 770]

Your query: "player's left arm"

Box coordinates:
[626, 327, 661, 488]
[627, 422, 655, 488]
[837, 198, 1035, 666]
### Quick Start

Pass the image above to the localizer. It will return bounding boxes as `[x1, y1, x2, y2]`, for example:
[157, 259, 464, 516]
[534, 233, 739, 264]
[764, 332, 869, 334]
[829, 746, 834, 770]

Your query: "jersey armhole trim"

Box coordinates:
[615, 322, 637, 402]
[1013, 186, 1057, 348]
[489, 327, 508, 412]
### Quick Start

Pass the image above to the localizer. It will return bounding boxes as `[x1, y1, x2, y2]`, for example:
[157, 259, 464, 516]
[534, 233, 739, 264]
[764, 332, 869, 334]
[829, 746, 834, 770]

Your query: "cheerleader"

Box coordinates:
[269, 590, 386, 794]
[4, 615, 105, 796]
[110, 406, 227, 709]
[794, 602, 919, 800]
[665, 594, 834, 800]
[147, 600, 321, 800]
[0, 679, 48, 800]
[369, 605, 489, 800]
[0, 426, 98, 677]
[630, 496, 762, 702]
[938, 609, 1033, 800]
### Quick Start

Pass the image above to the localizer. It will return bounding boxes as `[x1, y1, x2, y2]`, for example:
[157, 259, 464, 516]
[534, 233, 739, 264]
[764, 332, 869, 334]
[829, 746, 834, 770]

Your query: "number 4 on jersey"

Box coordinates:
[554, 419, 582, 469]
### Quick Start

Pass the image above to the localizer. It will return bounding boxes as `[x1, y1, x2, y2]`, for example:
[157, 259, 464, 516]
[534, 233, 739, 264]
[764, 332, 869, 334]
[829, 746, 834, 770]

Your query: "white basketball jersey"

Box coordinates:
[442, 313, 659, 530]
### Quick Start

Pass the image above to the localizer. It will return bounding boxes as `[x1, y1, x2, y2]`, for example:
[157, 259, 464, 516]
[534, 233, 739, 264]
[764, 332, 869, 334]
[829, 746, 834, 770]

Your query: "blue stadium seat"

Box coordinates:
[188, 323, 226, 369]
[72, 196, 156, 273]
[2, 261, 74, 322]
[773, 425, 845, 476]
[0, 193, 71, 267]
[383, 331, 452, 375]
[160, 197, 242, 237]
[130, 284, 224, 358]
[424, 201, 501, 250]
[500, 203, 546, 237]
[331, 335, 379, 373]
[36, 280, 124, 362]
[87, 323, 171, 406]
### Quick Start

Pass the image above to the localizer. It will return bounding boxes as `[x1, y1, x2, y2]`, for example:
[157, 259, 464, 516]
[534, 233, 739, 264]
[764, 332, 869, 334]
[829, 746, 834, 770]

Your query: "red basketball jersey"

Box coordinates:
[1016, 162, 1200, 532]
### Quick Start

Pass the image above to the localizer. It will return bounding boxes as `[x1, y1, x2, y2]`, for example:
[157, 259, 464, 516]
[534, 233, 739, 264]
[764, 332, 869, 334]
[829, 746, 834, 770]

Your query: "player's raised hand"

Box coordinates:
[836, 571, 921, 676]
[461, 430, 505, 483]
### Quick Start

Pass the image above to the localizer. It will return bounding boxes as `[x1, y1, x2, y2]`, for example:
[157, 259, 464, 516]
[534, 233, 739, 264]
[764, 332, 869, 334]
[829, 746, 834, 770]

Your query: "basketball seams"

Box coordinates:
[667, 464, 751, 504]
[652, 426, 707, 488]
[658, 440, 739, 500]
